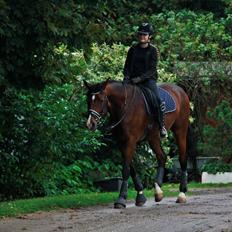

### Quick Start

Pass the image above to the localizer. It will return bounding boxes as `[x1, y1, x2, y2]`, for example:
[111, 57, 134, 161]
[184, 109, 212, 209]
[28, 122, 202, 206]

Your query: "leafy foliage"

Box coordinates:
[201, 161, 232, 174]
[43, 157, 122, 195]
[0, 1, 84, 86]
[1, 0, 231, 87]
[199, 100, 232, 159]
[0, 84, 104, 199]
[151, 11, 232, 66]
[84, 43, 127, 82]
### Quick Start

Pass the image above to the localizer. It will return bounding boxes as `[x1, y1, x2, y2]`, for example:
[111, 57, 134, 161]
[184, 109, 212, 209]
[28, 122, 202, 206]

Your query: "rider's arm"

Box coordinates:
[123, 47, 134, 80]
[132, 47, 159, 84]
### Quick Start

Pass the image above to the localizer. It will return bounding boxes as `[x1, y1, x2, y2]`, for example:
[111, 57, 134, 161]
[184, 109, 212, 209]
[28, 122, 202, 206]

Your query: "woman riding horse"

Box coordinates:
[123, 23, 167, 138]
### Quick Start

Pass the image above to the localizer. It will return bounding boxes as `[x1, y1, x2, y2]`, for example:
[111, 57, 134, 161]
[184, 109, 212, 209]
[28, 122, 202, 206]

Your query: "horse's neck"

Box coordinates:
[106, 83, 133, 112]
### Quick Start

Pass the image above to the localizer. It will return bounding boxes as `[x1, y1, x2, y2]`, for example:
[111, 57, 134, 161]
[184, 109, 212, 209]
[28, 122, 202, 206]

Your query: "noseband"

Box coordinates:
[89, 109, 102, 121]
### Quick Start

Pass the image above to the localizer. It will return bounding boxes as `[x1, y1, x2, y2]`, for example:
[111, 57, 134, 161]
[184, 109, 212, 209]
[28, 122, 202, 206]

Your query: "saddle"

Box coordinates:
[140, 86, 176, 115]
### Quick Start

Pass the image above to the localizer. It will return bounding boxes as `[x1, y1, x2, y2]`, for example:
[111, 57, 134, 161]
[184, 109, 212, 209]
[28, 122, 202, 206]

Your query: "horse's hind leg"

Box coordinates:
[173, 126, 188, 203]
[148, 133, 167, 202]
[130, 164, 147, 206]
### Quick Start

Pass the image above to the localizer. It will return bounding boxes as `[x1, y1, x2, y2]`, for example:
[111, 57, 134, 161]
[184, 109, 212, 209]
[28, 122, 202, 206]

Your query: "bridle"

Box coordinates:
[89, 91, 108, 123]
[88, 84, 136, 130]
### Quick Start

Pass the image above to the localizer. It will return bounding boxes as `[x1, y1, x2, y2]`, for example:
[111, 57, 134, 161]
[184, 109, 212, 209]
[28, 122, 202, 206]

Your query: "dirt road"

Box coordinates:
[0, 188, 232, 232]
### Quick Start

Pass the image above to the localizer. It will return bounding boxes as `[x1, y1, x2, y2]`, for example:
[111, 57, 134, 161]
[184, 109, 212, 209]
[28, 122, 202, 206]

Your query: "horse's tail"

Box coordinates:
[186, 123, 198, 178]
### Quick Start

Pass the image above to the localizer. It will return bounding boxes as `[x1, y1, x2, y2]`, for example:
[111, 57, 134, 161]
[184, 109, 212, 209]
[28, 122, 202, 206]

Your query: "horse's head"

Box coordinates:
[84, 79, 109, 131]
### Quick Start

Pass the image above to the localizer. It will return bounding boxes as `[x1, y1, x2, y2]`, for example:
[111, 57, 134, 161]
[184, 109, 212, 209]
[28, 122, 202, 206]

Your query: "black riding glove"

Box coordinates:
[131, 76, 142, 84]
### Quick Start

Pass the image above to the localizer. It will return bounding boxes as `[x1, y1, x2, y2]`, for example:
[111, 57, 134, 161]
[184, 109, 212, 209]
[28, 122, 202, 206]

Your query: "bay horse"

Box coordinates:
[84, 79, 190, 208]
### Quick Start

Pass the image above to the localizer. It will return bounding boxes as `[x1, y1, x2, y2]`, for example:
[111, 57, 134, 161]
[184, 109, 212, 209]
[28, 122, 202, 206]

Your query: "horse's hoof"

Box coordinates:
[114, 203, 126, 209]
[135, 201, 146, 207]
[135, 193, 147, 207]
[154, 183, 164, 202]
[155, 193, 163, 202]
[176, 192, 187, 203]
[114, 197, 126, 209]
[176, 197, 186, 203]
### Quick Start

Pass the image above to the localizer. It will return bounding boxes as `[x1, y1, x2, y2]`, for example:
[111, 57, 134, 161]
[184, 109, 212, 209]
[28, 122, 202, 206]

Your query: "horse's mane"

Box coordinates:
[88, 80, 122, 93]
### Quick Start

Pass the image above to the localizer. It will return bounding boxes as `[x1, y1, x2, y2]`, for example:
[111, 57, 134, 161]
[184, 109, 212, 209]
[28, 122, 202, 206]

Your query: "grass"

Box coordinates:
[0, 182, 232, 218]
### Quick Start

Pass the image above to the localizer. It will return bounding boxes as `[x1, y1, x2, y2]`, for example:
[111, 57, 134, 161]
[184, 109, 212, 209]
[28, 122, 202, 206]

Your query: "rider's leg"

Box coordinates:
[151, 82, 167, 138]
[140, 79, 167, 138]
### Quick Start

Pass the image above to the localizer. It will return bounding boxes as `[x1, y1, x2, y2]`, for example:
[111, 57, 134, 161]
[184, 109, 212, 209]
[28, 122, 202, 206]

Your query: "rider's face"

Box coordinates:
[138, 34, 150, 44]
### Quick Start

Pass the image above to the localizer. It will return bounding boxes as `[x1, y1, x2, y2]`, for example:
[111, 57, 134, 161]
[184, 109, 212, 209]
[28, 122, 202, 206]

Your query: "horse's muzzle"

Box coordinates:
[86, 114, 98, 131]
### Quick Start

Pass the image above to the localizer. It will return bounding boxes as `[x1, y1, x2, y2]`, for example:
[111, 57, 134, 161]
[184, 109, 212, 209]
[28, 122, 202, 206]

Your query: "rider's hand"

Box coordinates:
[131, 76, 141, 84]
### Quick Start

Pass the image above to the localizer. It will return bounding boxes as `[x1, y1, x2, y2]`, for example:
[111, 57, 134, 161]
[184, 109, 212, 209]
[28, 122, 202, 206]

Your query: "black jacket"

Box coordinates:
[123, 43, 159, 82]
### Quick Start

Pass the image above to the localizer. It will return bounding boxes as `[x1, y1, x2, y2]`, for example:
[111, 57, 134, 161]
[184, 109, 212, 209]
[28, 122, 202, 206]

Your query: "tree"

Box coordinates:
[0, 0, 109, 88]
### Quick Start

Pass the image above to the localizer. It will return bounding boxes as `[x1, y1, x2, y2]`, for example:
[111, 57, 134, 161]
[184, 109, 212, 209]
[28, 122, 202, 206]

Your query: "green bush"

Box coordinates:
[150, 10, 232, 65]
[43, 157, 122, 195]
[201, 161, 232, 174]
[84, 43, 127, 82]
[199, 100, 232, 159]
[43, 44, 88, 84]
[0, 84, 104, 200]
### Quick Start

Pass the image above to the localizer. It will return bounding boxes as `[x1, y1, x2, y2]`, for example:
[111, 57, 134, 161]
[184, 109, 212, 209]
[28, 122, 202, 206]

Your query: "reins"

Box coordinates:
[106, 84, 136, 131]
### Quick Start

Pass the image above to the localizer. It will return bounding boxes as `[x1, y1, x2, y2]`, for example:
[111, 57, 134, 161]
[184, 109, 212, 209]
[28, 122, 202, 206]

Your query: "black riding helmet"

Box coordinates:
[138, 23, 154, 36]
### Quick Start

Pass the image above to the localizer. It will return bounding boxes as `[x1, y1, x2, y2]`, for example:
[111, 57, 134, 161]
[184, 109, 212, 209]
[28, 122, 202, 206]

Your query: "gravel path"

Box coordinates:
[0, 188, 232, 232]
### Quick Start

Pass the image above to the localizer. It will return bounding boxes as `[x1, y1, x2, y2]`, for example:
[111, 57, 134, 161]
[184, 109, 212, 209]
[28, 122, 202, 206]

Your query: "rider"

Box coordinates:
[123, 22, 167, 138]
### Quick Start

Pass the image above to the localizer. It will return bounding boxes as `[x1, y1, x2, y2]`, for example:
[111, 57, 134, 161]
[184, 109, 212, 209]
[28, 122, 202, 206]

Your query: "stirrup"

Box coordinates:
[160, 127, 167, 138]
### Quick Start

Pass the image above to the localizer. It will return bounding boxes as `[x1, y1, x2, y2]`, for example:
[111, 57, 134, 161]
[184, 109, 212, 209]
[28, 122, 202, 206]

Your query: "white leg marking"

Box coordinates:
[155, 183, 163, 194]
[178, 192, 186, 199]
[176, 192, 187, 203]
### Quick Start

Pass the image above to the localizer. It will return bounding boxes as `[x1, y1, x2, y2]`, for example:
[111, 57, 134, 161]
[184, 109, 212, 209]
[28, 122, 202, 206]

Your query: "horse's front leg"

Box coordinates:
[114, 141, 135, 209]
[114, 161, 130, 209]
[130, 164, 147, 206]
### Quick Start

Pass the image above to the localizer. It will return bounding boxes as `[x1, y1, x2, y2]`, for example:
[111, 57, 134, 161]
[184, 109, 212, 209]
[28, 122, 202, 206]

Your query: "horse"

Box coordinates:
[84, 79, 190, 208]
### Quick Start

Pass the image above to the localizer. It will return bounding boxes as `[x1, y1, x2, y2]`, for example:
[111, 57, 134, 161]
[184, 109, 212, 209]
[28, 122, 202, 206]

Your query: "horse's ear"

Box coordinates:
[83, 80, 91, 90]
[102, 78, 110, 90]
